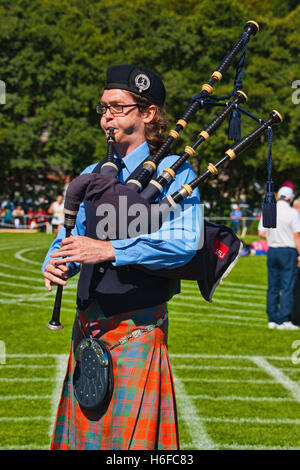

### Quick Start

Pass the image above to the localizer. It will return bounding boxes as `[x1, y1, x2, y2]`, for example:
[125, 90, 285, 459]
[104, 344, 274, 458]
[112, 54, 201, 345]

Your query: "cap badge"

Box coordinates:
[135, 73, 150, 93]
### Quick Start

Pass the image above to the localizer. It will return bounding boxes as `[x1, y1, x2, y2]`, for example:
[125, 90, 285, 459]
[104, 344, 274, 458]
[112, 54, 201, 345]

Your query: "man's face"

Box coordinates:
[99, 89, 146, 145]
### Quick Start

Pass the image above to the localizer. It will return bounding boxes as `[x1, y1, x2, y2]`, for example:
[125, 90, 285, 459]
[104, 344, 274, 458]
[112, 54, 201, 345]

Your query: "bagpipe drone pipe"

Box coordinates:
[47, 19, 282, 330]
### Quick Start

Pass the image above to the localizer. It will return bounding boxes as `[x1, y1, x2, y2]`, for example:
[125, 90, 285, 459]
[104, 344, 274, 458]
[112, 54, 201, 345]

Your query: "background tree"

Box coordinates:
[0, 0, 299, 214]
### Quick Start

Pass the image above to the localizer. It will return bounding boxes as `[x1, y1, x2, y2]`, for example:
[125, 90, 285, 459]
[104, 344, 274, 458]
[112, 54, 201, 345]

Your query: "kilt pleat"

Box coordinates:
[50, 302, 179, 450]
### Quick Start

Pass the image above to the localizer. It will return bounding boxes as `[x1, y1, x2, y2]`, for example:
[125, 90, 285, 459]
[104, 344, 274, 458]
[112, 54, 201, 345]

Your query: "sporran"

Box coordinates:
[73, 337, 114, 412]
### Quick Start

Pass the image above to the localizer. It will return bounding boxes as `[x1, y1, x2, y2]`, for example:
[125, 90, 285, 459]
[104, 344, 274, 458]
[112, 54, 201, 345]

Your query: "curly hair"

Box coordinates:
[129, 92, 169, 155]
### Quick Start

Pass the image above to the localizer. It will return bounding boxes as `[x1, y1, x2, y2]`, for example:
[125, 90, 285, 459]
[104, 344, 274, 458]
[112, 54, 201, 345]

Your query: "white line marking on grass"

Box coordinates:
[181, 280, 267, 290]
[174, 365, 261, 371]
[0, 271, 44, 283]
[178, 290, 266, 300]
[170, 311, 265, 323]
[181, 284, 266, 297]
[0, 416, 51, 422]
[0, 299, 46, 304]
[0, 262, 41, 275]
[0, 270, 78, 287]
[223, 281, 267, 290]
[179, 440, 300, 450]
[171, 297, 265, 308]
[0, 292, 53, 300]
[0, 272, 76, 291]
[5, 354, 68, 358]
[181, 378, 277, 384]
[251, 357, 300, 402]
[0, 299, 75, 312]
[177, 394, 296, 403]
[0, 244, 31, 251]
[0, 294, 74, 305]
[174, 362, 298, 373]
[173, 374, 217, 450]
[170, 303, 265, 317]
[49, 354, 68, 439]
[202, 416, 300, 425]
[219, 443, 300, 450]
[0, 444, 49, 450]
[0, 365, 56, 369]
[14, 247, 43, 266]
[0, 395, 52, 400]
[0, 378, 55, 382]
[170, 354, 292, 360]
[171, 317, 265, 328]
[0, 292, 72, 302]
[0, 280, 46, 291]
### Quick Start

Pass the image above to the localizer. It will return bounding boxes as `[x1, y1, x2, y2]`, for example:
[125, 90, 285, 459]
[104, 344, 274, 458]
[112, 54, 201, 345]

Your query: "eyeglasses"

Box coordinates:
[96, 103, 140, 115]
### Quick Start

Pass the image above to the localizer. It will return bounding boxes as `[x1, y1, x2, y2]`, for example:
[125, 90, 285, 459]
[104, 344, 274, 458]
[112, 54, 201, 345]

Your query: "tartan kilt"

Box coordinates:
[50, 301, 179, 450]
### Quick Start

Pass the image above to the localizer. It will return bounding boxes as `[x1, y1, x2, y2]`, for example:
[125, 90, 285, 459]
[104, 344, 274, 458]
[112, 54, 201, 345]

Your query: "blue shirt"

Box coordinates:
[230, 209, 242, 219]
[42, 141, 202, 277]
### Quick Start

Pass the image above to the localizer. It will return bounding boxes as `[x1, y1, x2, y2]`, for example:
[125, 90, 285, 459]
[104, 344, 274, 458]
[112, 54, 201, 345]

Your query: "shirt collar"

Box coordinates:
[114, 141, 150, 175]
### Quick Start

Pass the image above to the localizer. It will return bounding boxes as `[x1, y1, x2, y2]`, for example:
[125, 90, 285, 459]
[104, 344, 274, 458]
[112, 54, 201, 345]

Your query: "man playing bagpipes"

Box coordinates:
[42, 18, 285, 449]
[42, 64, 202, 450]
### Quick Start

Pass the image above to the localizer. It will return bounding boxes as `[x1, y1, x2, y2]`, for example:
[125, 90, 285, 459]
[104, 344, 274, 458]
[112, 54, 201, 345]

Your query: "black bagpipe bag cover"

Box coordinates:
[66, 173, 242, 302]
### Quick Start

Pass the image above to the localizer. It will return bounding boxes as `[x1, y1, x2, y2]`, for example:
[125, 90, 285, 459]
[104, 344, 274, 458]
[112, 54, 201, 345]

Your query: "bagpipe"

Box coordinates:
[46, 20, 282, 330]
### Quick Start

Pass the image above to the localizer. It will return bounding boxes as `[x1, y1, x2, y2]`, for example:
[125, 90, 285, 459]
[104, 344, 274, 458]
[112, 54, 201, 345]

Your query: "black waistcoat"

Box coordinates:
[76, 160, 180, 316]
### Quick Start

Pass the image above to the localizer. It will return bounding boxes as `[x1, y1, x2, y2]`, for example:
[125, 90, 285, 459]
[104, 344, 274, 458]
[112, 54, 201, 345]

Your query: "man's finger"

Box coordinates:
[61, 236, 76, 246]
[52, 257, 77, 265]
[44, 274, 67, 287]
[50, 246, 75, 257]
[44, 278, 52, 292]
[46, 263, 69, 277]
[50, 252, 72, 264]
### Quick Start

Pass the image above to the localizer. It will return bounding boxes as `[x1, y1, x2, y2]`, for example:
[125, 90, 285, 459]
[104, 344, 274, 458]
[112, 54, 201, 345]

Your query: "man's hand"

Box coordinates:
[43, 260, 69, 292]
[49, 235, 115, 266]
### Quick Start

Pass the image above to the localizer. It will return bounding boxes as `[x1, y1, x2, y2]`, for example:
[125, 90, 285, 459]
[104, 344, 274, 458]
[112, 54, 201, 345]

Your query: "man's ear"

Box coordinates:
[141, 104, 157, 123]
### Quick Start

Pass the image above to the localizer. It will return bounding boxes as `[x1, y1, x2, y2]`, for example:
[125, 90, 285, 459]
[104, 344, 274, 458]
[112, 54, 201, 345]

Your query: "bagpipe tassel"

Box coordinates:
[262, 180, 277, 228]
[228, 107, 242, 141]
[261, 126, 277, 228]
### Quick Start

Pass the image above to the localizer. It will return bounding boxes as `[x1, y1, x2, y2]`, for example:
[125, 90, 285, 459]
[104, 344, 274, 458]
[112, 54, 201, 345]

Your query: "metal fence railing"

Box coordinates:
[205, 216, 260, 237]
[0, 215, 260, 236]
[0, 215, 54, 233]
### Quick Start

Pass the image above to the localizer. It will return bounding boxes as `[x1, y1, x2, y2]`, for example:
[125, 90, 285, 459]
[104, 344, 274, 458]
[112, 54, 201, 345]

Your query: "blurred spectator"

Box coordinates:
[48, 195, 64, 235]
[282, 180, 295, 191]
[1, 207, 13, 227]
[27, 206, 36, 228]
[12, 205, 25, 228]
[258, 186, 300, 330]
[240, 240, 269, 257]
[230, 205, 242, 234]
[250, 239, 269, 255]
[35, 206, 49, 232]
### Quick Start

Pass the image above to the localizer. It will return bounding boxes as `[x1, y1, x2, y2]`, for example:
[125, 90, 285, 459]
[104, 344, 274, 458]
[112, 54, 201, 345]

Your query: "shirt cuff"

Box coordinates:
[110, 238, 146, 266]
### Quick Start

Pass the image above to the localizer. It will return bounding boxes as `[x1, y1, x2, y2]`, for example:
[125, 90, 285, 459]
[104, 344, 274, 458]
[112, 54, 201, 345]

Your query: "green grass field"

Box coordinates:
[0, 232, 300, 450]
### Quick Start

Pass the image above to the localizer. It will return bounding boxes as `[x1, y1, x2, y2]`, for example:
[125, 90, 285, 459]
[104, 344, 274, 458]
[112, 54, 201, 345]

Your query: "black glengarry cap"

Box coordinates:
[104, 65, 166, 107]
